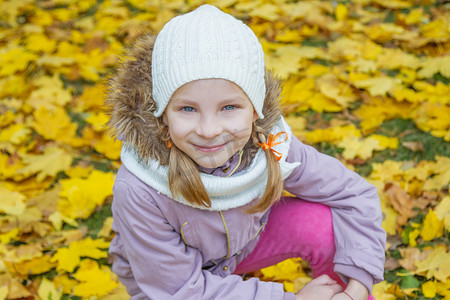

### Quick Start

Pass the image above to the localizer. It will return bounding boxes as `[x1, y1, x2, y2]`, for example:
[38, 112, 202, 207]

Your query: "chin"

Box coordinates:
[195, 157, 228, 169]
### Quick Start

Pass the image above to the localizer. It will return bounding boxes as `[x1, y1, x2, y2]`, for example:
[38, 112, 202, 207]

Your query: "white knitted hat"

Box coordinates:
[152, 4, 266, 119]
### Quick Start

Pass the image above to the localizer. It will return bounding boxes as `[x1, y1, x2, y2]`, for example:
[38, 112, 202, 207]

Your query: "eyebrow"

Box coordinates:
[171, 96, 249, 105]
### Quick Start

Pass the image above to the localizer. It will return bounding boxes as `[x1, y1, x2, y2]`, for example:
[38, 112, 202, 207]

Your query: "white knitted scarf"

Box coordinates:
[120, 117, 301, 211]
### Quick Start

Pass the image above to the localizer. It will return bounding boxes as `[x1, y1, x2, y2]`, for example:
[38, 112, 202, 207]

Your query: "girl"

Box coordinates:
[107, 5, 386, 300]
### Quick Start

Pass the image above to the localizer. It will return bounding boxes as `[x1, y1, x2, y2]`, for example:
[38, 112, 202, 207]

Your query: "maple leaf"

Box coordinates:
[249, 3, 280, 21]
[418, 56, 450, 78]
[434, 196, 450, 231]
[352, 77, 401, 97]
[51, 238, 109, 273]
[0, 124, 31, 146]
[15, 146, 72, 182]
[58, 170, 115, 219]
[38, 278, 62, 300]
[384, 183, 416, 227]
[317, 73, 356, 107]
[72, 259, 118, 297]
[94, 133, 122, 160]
[421, 280, 437, 298]
[11, 255, 56, 276]
[32, 106, 78, 142]
[415, 245, 450, 282]
[0, 45, 38, 76]
[261, 258, 306, 281]
[420, 209, 444, 242]
[0, 183, 26, 216]
[376, 48, 421, 70]
[76, 84, 107, 111]
[372, 281, 396, 300]
[28, 74, 73, 109]
[337, 137, 379, 160]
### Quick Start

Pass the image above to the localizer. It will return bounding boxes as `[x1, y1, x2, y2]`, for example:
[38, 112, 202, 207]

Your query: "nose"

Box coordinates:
[195, 114, 223, 139]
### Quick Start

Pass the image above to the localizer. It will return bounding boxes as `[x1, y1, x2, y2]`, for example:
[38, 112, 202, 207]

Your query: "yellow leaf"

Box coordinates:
[64, 165, 93, 178]
[0, 45, 38, 76]
[349, 58, 377, 73]
[0, 228, 19, 244]
[249, 4, 279, 21]
[58, 170, 114, 219]
[0, 124, 31, 146]
[435, 196, 450, 231]
[48, 211, 78, 231]
[415, 245, 450, 282]
[369, 135, 399, 150]
[372, 0, 412, 8]
[72, 259, 118, 297]
[0, 183, 26, 216]
[265, 49, 302, 79]
[403, 8, 426, 25]
[51, 238, 110, 273]
[94, 133, 122, 160]
[261, 258, 306, 281]
[420, 210, 444, 241]
[32, 106, 78, 142]
[353, 77, 401, 96]
[100, 284, 133, 300]
[421, 18, 448, 39]
[418, 56, 450, 79]
[408, 229, 420, 247]
[38, 278, 62, 300]
[422, 280, 437, 298]
[97, 217, 114, 238]
[308, 93, 343, 113]
[77, 84, 107, 111]
[86, 112, 109, 132]
[24, 33, 57, 54]
[372, 281, 397, 300]
[377, 49, 421, 70]
[28, 74, 73, 109]
[317, 74, 356, 107]
[0, 75, 28, 98]
[328, 37, 361, 60]
[275, 29, 303, 43]
[338, 137, 379, 160]
[305, 124, 360, 144]
[52, 274, 78, 295]
[423, 156, 450, 190]
[13, 255, 56, 276]
[15, 146, 72, 182]
[335, 4, 348, 21]
[382, 204, 398, 236]
[0, 286, 7, 300]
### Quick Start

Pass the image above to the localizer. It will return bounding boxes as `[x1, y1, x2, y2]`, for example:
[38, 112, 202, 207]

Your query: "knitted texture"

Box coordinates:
[152, 4, 266, 119]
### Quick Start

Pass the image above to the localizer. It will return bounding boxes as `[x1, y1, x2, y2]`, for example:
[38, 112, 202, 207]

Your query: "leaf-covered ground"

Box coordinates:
[0, 0, 449, 299]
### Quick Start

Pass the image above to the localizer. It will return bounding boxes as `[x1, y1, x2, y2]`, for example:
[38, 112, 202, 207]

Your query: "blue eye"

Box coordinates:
[223, 105, 235, 111]
[182, 106, 195, 112]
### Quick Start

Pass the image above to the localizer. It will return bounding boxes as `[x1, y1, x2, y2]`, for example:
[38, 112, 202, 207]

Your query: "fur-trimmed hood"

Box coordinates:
[106, 34, 282, 166]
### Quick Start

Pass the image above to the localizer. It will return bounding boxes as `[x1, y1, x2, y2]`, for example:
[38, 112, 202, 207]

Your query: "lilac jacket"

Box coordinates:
[109, 135, 386, 299]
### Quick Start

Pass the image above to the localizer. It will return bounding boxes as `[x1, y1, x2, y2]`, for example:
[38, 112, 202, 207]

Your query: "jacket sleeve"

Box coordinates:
[111, 179, 291, 300]
[283, 135, 386, 292]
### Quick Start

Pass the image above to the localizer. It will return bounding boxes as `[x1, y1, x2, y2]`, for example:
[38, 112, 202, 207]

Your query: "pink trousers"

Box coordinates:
[235, 197, 375, 299]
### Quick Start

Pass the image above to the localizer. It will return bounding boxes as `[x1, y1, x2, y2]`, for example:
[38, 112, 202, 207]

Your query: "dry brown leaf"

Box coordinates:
[398, 247, 433, 272]
[384, 183, 416, 226]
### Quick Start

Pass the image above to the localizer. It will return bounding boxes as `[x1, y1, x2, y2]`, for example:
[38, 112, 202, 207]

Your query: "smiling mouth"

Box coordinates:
[193, 143, 227, 152]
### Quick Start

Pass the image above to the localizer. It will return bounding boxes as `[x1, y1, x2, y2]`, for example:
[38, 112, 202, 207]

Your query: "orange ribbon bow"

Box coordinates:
[257, 131, 288, 161]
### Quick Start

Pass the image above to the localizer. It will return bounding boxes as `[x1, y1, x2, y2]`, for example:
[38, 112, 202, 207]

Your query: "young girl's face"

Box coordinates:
[163, 79, 258, 168]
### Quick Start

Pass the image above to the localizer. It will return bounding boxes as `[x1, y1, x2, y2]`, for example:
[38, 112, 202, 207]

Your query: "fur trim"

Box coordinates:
[106, 34, 282, 166]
